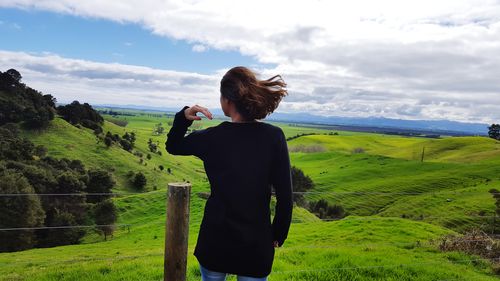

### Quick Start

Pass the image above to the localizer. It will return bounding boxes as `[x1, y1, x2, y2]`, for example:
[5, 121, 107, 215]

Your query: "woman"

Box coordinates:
[165, 66, 293, 281]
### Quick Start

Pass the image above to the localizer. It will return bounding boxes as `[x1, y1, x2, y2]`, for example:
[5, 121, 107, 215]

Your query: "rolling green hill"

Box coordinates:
[1, 112, 499, 280]
[288, 133, 500, 233]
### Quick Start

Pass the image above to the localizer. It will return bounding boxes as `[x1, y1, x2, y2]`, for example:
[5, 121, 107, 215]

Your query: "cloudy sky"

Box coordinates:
[1, 0, 499, 123]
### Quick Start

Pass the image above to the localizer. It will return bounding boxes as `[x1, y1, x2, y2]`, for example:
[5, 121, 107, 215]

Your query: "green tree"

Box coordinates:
[289, 166, 314, 206]
[86, 169, 115, 203]
[6, 68, 22, 82]
[94, 200, 118, 241]
[291, 166, 314, 192]
[119, 139, 133, 151]
[0, 127, 36, 161]
[153, 123, 165, 135]
[57, 101, 103, 131]
[148, 138, 158, 153]
[489, 124, 500, 140]
[0, 171, 45, 252]
[37, 209, 83, 247]
[132, 172, 147, 190]
[104, 136, 113, 147]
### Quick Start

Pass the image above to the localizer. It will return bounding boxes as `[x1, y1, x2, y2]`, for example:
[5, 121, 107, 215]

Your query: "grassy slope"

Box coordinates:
[1, 114, 499, 280]
[288, 134, 500, 232]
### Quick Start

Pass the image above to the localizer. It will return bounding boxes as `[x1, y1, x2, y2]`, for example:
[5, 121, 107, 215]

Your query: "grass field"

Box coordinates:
[1, 111, 499, 280]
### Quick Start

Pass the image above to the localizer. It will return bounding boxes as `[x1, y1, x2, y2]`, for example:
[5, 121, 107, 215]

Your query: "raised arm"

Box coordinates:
[271, 129, 293, 247]
[165, 105, 211, 159]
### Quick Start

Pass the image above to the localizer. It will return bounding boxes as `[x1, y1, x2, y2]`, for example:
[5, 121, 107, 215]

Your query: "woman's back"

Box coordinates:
[165, 66, 292, 279]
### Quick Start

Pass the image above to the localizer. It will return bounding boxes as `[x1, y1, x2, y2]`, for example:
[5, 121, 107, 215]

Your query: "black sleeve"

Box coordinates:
[270, 128, 293, 247]
[165, 105, 208, 160]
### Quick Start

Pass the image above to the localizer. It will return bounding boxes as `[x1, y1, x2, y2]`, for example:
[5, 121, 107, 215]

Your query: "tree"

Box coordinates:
[291, 166, 314, 192]
[309, 199, 345, 220]
[132, 172, 147, 190]
[0, 70, 55, 128]
[488, 124, 500, 141]
[104, 136, 113, 147]
[120, 139, 133, 151]
[289, 166, 314, 206]
[57, 101, 104, 131]
[94, 200, 118, 241]
[0, 171, 45, 252]
[153, 123, 164, 135]
[6, 69, 22, 82]
[37, 209, 83, 247]
[148, 138, 158, 153]
[86, 169, 115, 203]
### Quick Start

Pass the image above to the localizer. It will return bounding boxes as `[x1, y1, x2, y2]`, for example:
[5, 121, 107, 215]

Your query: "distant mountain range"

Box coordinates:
[93, 103, 490, 136]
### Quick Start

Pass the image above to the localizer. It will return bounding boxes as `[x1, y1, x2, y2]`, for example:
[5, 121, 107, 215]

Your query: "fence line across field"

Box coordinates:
[1, 214, 497, 232]
[0, 190, 498, 197]
[2, 182, 498, 281]
[0, 223, 133, 231]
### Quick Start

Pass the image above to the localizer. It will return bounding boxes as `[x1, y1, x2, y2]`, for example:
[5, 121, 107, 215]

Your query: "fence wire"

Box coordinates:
[1, 189, 499, 278]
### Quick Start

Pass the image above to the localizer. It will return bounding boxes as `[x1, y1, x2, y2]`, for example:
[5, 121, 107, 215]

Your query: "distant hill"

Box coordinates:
[91, 103, 489, 136]
[267, 112, 489, 136]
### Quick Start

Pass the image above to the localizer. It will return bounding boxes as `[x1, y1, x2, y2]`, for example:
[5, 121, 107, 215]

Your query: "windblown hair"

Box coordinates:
[220, 66, 287, 120]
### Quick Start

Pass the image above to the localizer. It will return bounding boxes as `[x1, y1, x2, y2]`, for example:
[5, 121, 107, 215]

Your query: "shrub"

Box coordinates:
[132, 172, 147, 190]
[308, 199, 346, 220]
[352, 147, 365, 154]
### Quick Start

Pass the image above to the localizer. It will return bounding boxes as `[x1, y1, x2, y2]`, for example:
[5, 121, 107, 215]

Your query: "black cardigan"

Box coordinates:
[165, 106, 293, 278]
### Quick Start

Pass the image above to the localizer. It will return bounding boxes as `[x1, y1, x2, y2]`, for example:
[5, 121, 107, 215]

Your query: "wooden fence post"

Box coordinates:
[164, 182, 191, 281]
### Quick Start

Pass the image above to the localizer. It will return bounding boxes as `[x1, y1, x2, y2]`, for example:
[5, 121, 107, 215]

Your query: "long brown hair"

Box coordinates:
[220, 66, 287, 120]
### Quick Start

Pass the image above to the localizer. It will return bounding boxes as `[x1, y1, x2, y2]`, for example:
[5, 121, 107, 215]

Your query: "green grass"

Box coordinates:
[289, 133, 500, 163]
[1, 112, 499, 280]
[2, 214, 498, 280]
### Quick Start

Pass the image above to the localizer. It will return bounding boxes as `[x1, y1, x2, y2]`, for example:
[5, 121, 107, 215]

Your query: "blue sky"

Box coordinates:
[0, 1, 499, 123]
[0, 8, 260, 73]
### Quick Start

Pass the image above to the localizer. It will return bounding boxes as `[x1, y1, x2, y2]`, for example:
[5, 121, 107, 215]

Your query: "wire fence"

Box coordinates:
[1, 189, 499, 279]
[1, 190, 498, 197]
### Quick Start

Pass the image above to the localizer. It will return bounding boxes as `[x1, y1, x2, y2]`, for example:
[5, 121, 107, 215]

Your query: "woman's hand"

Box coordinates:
[273, 241, 280, 248]
[184, 104, 213, 121]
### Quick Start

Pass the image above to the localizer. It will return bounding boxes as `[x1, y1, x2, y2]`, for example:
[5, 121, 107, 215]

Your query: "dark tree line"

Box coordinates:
[0, 69, 106, 134]
[104, 131, 136, 152]
[286, 132, 317, 141]
[57, 101, 104, 134]
[0, 69, 56, 128]
[0, 126, 118, 252]
[489, 124, 500, 141]
[0, 71, 120, 252]
[97, 109, 135, 116]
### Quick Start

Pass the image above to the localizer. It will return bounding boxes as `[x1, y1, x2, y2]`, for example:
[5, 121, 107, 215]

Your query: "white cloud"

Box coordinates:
[0, 50, 220, 108]
[192, 44, 208, 52]
[1, 0, 500, 122]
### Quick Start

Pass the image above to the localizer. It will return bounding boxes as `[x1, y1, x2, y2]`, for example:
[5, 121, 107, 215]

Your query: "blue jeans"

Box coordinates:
[200, 263, 268, 281]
